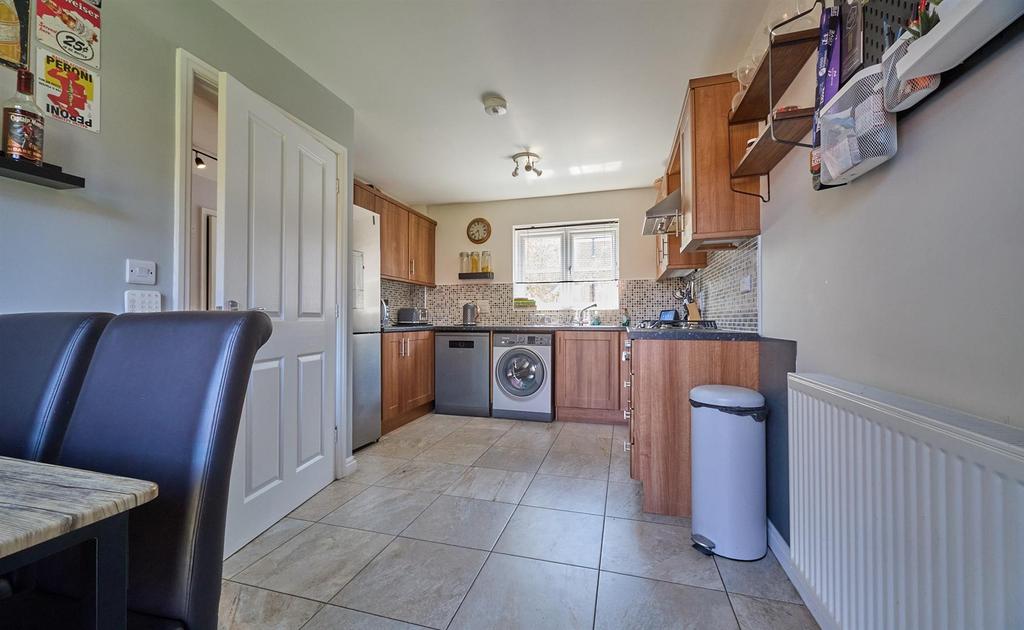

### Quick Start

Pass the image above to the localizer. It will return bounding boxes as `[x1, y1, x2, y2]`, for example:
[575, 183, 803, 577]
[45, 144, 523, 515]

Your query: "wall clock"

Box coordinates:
[467, 217, 492, 244]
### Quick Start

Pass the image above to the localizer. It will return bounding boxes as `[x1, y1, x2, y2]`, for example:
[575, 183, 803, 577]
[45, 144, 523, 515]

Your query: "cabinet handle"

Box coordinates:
[410, 259, 415, 276]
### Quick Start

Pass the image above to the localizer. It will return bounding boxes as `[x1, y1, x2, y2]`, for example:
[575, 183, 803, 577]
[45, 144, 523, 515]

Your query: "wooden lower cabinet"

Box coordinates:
[630, 339, 759, 517]
[554, 330, 625, 424]
[382, 331, 434, 434]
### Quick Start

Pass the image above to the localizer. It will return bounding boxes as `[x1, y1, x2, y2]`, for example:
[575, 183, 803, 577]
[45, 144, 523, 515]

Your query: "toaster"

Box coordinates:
[396, 307, 428, 324]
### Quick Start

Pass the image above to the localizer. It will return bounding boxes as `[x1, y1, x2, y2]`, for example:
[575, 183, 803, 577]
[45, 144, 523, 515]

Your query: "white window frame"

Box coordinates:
[512, 219, 620, 311]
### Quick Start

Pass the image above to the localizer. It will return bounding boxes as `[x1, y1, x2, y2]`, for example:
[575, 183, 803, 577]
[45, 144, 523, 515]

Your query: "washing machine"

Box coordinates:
[492, 332, 553, 421]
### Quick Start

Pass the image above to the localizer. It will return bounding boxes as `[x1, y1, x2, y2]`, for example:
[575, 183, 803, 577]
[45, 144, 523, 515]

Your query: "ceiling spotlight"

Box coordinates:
[194, 154, 206, 169]
[483, 94, 508, 117]
[511, 151, 543, 179]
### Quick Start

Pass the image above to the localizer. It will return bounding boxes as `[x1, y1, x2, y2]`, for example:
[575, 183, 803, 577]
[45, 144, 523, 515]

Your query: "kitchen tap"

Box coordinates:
[574, 303, 598, 326]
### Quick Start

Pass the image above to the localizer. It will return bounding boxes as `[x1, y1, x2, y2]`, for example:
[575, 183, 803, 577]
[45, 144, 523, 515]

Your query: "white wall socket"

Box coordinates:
[126, 259, 156, 285]
[477, 299, 490, 314]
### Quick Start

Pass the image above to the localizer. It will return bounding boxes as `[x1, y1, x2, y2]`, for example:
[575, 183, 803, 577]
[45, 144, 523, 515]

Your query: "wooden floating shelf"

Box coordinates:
[458, 271, 494, 280]
[729, 28, 819, 124]
[732, 107, 815, 178]
[0, 154, 85, 189]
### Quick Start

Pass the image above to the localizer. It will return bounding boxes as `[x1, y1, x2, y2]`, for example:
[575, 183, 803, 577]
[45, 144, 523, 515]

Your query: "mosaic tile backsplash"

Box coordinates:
[382, 238, 758, 332]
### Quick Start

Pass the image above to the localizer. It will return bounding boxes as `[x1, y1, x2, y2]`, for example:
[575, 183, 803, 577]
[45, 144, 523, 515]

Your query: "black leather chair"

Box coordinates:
[35, 312, 272, 630]
[0, 312, 113, 462]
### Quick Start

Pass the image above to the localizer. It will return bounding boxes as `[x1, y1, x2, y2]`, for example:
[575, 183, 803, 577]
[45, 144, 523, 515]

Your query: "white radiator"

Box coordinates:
[787, 374, 1024, 630]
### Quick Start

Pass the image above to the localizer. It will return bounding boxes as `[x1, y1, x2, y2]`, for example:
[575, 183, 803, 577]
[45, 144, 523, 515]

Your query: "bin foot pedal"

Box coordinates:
[691, 533, 715, 556]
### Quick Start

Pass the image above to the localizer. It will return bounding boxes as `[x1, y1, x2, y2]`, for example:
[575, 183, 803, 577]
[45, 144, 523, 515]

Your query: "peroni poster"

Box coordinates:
[35, 51, 100, 132]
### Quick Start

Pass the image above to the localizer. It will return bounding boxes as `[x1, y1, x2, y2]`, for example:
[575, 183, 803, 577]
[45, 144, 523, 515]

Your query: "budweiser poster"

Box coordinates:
[0, 0, 30, 70]
[36, 0, 101, 69]
[35, 50, 100, 132]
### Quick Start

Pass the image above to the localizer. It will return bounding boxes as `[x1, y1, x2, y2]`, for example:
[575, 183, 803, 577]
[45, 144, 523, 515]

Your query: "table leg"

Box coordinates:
[81, 513, 128, 630]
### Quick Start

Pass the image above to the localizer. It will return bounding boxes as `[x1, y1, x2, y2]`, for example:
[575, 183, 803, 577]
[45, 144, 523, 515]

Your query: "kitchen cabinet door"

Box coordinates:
[408, 214, 435, 286]
[354, 182, 378, 212]
[554, 331, 621, 421]
[381, 333, 405, 432]
[403, 331, 434, 409]
[378, 198, 409, 280]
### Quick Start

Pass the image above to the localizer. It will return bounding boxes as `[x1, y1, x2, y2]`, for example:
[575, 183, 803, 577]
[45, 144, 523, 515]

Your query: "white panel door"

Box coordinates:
[218, 73, 338, 555]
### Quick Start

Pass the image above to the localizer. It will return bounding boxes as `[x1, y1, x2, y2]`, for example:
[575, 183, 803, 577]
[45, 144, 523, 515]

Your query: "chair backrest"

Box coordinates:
[0, 312, 113, 462]
[55, 311, 272, 629]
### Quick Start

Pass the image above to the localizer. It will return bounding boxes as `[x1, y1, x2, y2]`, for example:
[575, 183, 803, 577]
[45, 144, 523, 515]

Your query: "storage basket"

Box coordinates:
[882, 32, 940, 112]
[819, 65, 897, 185]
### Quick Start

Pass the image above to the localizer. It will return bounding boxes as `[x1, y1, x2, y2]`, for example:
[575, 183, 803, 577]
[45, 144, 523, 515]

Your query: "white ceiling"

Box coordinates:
[212, 0, 765, 206]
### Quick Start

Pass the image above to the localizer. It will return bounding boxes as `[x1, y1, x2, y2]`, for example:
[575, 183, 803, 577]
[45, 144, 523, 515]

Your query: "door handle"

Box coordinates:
[226, 299, 239, 311]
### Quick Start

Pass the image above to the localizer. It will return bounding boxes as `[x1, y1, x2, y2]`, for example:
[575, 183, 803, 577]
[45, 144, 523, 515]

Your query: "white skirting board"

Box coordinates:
[340, 455, 358, 477]
[768, 521, 839, 630]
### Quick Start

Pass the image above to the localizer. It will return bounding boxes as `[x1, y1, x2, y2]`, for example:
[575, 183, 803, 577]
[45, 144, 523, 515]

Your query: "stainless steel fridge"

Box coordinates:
[351, 204, 382, 449]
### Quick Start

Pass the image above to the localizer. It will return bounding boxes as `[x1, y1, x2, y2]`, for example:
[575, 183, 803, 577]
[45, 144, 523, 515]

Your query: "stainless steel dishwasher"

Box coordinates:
[435, 331, 491, 416]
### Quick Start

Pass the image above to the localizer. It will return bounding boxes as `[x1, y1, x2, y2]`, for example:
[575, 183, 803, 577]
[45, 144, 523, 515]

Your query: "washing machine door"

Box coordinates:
[495, 348, 546, 399]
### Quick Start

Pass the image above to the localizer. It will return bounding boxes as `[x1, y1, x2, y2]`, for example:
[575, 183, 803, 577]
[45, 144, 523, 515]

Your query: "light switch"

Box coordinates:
[124, 290, 161, 313]
[740, 274, 752, 293]
[126, 259, 157, 285]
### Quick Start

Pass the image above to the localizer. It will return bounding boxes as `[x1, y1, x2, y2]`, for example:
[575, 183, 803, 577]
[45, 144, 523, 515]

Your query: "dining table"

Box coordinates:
[0, 455, 158, 629]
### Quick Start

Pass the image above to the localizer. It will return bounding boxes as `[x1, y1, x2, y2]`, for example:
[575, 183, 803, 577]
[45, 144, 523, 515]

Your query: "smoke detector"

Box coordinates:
[482, 94, 508, 117]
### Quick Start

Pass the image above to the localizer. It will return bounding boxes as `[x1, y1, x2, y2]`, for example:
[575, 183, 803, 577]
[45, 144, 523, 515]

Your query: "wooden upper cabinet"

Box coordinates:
[656, 233, 708, 281]
[673, 74, 760, 254]
[554, 331, 622, 422]
[378, 197, 409, 280]
[408, 214, 435, 286]
[354, 182, 378, 212]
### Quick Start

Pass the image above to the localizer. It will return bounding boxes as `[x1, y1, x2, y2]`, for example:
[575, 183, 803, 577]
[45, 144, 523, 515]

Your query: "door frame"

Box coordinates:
[172, 49, 356, 481]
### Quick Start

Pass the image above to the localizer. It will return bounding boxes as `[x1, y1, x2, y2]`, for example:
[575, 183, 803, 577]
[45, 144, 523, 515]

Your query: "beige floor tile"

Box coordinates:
[464, 417, 518, 431]
[444, 466, 534, 503]
[601, 517, 723, 590]
[218, 581, 321, 630]
[401, 495, 515, 550]
[551, 432, 614, 456]
[288, 480, 368, 521]
[449, 554, 598, 630]
[493, 427, 558, 450]
[441, 426, 508, 446]
[609, 452, 634, 483]
[345, 454, 406, 485]
[375, 460, 468, 493]
[595, 571, 738, 630]
[333, 537, 487, 628]
[716, 551, 803, 604]
[473, 445, 548, 473]
[223, 518, 311, 578]
[321, 486, 438, 534]
[412, 439, 490, 465]
[521, 474, 607, 515]
[730, 594, 820, 630]
[510, 420, 562, 434]
[605, 481, 691, 527]
[303, 605, 428, 629]
[361, 436, 438, 459]
[539, 450, 610, 480]
[234, 523, 393, 602]
[611, 423, 630, 442]
[494, 505, 604, 568]
[559, 421, 614, 438]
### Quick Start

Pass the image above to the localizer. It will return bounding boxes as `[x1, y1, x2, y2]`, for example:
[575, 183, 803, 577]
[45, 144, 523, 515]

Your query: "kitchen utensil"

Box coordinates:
[686, 301, 702, 322]
[462, 302, 479, 326]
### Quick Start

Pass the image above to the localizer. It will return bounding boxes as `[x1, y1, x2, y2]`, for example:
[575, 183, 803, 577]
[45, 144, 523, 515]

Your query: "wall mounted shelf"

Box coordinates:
[729, 27, 819, 124]
[458, 272, 494, 280]
[732, 107, 815, 178]
[0, 155, 85, 189]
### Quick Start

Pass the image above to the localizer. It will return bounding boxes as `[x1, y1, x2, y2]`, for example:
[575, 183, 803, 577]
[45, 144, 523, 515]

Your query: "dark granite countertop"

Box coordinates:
[381, 324, 627, 333]
[626, 327, 760, 341]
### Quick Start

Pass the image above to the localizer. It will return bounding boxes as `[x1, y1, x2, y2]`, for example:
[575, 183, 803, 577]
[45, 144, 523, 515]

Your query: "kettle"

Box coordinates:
[462, 302, 479, 326]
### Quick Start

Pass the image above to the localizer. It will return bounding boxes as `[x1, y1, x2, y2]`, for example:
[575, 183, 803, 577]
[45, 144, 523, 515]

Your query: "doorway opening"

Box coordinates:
[190, 78, 218, 310]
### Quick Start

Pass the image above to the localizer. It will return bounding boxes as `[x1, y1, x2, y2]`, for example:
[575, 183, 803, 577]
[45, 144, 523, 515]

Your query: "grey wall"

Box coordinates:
[761, 30, 1024, 430]
[0, 0, 354, 313]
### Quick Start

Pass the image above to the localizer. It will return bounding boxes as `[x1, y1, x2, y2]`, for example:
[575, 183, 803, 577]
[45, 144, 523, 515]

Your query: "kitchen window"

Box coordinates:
[513, 220, 619, 311]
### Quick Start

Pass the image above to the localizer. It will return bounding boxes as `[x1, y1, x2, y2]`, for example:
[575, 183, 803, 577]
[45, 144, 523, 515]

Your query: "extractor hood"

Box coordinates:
[642, 188, 681, 236]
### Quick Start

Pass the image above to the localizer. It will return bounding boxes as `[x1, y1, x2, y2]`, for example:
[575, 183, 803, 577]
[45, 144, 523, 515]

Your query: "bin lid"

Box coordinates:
[689, 384, 765, 408]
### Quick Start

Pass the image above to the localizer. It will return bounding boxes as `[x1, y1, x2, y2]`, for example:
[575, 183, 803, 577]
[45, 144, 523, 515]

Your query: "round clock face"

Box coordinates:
[467, 218, 491, 244]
